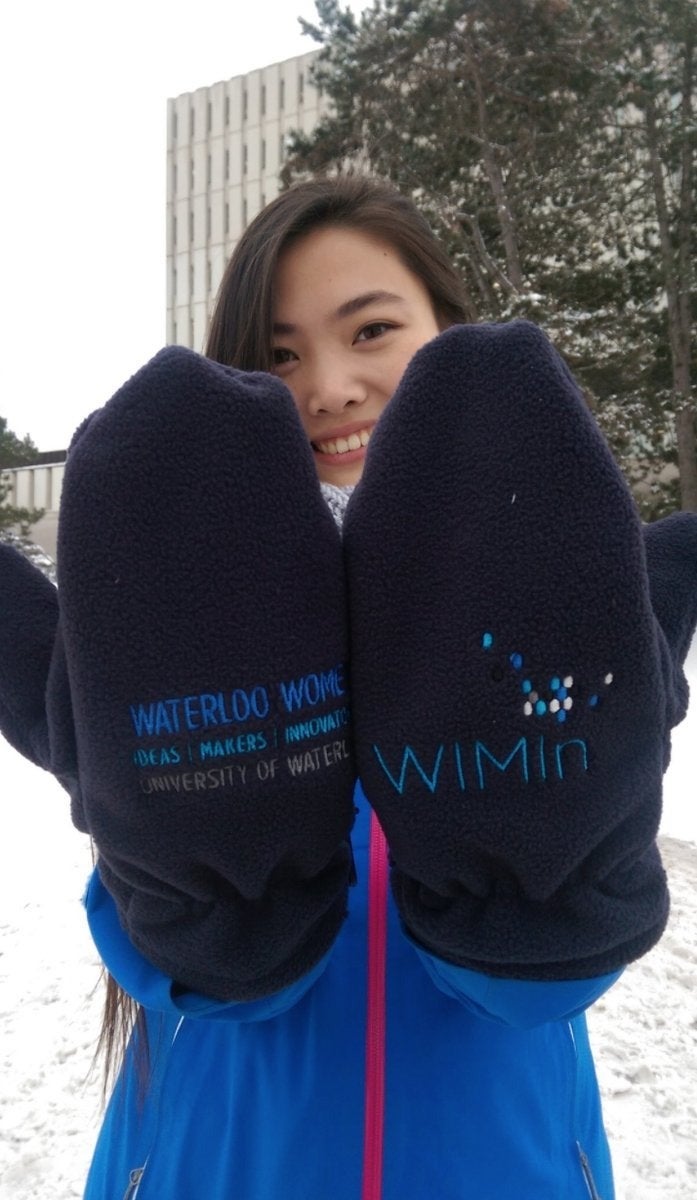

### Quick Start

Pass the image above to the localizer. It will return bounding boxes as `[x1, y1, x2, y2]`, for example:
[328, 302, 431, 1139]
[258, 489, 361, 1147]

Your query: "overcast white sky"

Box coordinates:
[0, 1, 365, 451]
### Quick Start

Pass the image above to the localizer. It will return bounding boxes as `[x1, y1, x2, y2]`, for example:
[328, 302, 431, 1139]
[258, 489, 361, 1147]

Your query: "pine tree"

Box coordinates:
[285, 0, 696, 515]
[289, 0, 605, 312]
[599, 0, 696, 509]
[0, 417, 44, 536]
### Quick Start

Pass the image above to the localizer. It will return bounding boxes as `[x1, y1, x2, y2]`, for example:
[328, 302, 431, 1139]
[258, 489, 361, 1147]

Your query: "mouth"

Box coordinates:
[312, 427, 373, 458]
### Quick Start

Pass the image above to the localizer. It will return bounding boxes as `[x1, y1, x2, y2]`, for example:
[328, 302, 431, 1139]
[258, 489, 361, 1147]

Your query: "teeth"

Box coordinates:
[316, 428, 372, 456]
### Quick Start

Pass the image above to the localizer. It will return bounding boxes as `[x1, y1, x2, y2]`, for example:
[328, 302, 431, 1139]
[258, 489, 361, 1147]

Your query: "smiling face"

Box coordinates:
[271, 225, 442, 485]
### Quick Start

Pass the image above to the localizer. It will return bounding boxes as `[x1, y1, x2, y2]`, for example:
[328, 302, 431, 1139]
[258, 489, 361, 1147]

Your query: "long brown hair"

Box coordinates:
[95, 970, 149, 1105]
[205, 174, 473, 370]
[100, 174, 471, 1093]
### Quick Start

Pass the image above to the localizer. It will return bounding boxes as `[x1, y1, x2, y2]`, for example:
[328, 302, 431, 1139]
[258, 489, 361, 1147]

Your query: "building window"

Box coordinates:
[225, 94, 230, 125]
[279, 133, 285, 162]
[206, 206, 211, 239]
[261, 138, 266, 170]
[299, 72, 304, 104]
[173, 111, 178, 138]
[225, 148, 230, 180]
[261, 84, 266, 116]
[190, 107, 195, 138]
[173, 319, 177, 343]
[225, 201, 230, 235]
[173, 266, 177, 300]
[190, 316, 195, 347]
[207, 101, 212, 133]
[261, 191, 266, 209]
[172, 163, 178, 195]
[207, 153, 211, 187]
[242, 197, 248, 227]
[242, 89, 248, 121]
[190, 263, 195, 295]
[189, 210, 194, 242]
[243, 143, 248, 175]
[173, 216, 178, 245]
[280, 78, 285, 109]
[206, 259, 212, 291]
[190, 159, 194, 190]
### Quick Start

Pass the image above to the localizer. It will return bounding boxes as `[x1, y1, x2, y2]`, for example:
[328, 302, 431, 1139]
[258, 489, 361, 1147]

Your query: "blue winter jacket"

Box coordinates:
[84, 785, 619, 1200]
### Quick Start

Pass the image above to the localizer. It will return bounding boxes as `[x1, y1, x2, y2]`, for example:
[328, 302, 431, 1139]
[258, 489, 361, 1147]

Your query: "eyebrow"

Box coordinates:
[272, 290, 406, 335]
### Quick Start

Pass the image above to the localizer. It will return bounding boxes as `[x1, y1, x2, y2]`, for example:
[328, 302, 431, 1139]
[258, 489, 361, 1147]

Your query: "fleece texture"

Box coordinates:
[344, 320, 697, 980]
[0, 544, 58, 767]
[43, 347, 356, 1000]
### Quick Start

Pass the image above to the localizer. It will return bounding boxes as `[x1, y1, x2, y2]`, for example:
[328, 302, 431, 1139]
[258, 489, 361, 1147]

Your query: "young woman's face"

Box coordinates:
[271, 225, 441, 485]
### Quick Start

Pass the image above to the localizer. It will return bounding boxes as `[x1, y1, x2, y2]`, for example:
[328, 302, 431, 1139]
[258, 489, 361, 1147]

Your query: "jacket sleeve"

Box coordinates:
[412, 941, 622, 1028]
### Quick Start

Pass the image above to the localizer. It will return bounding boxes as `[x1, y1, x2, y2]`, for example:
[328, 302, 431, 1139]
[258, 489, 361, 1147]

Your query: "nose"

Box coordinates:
[305, 355, 367, 417]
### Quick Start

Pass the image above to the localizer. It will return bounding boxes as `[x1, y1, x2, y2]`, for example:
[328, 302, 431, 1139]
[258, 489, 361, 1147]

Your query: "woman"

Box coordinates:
[1, 175, 696, 1200]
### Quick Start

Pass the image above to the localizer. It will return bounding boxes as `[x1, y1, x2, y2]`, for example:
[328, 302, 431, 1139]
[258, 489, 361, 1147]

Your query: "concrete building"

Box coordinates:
[167, 50, 324, 352]
[2, 54, 326, 563]
[2, 460, 65, 560]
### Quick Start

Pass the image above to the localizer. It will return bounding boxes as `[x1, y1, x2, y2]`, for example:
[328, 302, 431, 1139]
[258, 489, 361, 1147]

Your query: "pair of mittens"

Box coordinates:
[344, 320, 697, 980]
[1, 348, 356, 1001]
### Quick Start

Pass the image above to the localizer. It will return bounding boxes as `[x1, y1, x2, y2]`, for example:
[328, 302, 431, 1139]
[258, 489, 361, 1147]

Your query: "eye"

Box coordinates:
[355, 321, 394, 343]
[271, 347, 297, 366]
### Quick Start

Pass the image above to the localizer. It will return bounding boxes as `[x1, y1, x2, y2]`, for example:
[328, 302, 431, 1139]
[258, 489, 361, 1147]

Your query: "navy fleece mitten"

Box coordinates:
[0, 546, 57, 767]
[38, 347, 354, 1001]
[643, 511, 697, 727]
[344, 320, 697, 981]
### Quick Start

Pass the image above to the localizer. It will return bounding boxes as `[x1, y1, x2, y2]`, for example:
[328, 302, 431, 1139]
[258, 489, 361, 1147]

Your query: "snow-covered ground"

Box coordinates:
[1, 641, 696, 1199]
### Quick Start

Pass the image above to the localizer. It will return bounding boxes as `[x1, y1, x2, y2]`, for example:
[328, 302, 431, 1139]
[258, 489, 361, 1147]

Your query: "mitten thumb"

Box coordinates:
[643, 512, 697, 727]
[0, 544, 79, 811]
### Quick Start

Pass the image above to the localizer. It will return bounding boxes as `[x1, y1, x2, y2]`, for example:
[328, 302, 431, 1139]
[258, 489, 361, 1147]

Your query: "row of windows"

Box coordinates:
[171, 315, 197, 348]
[172, 73, 305, 140]
[171, 135, 286, 195]
[174, 260, 219, 296]
[170, 303, 195, 350]
[172, 242, 266, 298]
[171, 192, 264, 246]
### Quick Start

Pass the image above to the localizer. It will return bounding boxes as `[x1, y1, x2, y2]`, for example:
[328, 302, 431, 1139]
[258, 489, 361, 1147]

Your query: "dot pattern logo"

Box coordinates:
[481, 632, 614, 724]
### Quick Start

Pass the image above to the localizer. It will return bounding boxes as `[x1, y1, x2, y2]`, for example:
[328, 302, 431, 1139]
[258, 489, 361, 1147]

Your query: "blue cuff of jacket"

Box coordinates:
[84, 868, 332, 1021]
[412, 940, 622, 1028]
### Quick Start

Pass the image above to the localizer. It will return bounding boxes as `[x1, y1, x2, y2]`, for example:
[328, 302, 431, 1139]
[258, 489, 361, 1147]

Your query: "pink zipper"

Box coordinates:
[362, 811, 389, 1200]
